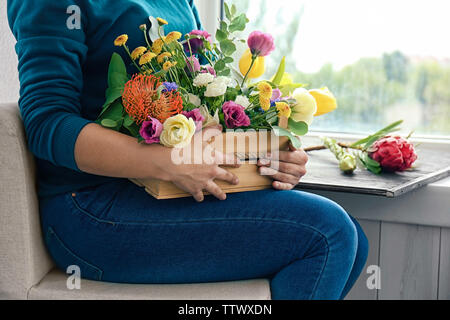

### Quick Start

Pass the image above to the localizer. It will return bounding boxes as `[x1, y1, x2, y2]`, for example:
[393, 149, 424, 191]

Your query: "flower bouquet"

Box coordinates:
[97, 5, 337, 199]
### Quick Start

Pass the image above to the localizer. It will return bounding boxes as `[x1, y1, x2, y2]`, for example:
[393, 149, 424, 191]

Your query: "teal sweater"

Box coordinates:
[8, 0, 202, 196]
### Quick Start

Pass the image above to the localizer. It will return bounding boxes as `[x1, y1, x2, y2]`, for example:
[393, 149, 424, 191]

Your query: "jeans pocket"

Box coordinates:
[45, 227, 103, 281]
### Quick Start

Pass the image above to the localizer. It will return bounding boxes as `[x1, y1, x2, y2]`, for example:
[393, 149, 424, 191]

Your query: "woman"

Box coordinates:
[8, 0, 368, 299]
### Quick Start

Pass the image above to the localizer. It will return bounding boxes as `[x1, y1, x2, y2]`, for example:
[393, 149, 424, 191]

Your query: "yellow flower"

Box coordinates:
[152, 38, 165, 55]
[239, 49, 265, 79]
[257, 81, 273, 100]
[157, 52, 172, 64]
[276, 102, 292, 118]
[139, 52, 156, 65]
[114, 34, 128, 46]
[143, 68, 153, 75]
[165, 31, 182, 44]
[160, 114, 196, 148]
[163, 61, 177, 71]
[309, 87, 338, 116]
[157, 17, 168, 26]
[291, 88, 318, 125]
[131, 46, 147, 60]
[139, 24, 147, 31]
[259, 96, 271, 112]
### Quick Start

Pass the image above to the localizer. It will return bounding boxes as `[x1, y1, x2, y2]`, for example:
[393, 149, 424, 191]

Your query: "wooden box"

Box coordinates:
[132, 130, 289, 199]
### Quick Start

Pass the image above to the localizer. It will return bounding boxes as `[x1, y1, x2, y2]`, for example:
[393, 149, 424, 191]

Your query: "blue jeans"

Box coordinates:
[39, 179, 368, 300]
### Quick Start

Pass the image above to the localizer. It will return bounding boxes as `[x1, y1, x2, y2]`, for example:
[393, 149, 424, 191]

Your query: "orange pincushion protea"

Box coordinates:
[122, 74, 183, 124]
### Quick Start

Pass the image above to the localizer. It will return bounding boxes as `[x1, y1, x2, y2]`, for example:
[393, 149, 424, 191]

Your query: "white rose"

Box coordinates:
[235, 95, 251, 109]
[193, 73, 214, 87]
[291, 88, 318, 125]
[188, 93, 201, 107]
[204, 81, 227, 97]
[214, 76, 233, 87]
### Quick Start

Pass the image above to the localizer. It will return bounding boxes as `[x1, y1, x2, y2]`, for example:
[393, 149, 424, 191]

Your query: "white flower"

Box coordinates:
[193, 73, 214, 87]
[291, 88, 318, 125]
[188, 93, 201, 107]
[204, 81, 227, 97]
[199, 105, 220, 128]
[235, 95, 251, 109]
[214, 76, 233, 87]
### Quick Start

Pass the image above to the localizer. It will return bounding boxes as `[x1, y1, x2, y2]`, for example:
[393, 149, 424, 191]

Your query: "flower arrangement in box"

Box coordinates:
[97, 4, 337, 199]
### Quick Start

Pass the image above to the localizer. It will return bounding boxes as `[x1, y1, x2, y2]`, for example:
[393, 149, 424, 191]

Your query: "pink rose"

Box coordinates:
[370, 136, 418, 172]
[222, 101, 251, 129]
[139, 117, 163, 144]
[183, 108, 205, 132]
[247, 31, 275, 57]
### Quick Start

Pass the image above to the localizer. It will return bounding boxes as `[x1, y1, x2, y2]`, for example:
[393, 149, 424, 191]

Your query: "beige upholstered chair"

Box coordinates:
[0, 102, 271, 300]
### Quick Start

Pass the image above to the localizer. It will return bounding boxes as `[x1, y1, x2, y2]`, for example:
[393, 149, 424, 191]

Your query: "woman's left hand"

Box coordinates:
[257, 143, 308, 191]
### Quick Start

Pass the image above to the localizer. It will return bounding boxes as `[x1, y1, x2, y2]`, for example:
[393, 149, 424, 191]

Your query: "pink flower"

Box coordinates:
[247, 31, 275, 57]
[271, 88, 282, 102]
[139, 117, 163, 144]
[222, 101, 251, 129]
[370, 136, 418, 172]
[184, 30, 212, 54]
[183, 108, 205, 132]
[186, 56, 201, 74]
[200, 65, 217, 77]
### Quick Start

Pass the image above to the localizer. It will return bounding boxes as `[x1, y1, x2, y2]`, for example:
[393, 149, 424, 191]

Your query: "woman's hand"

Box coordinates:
[257, 144, 308, 191]
[162, 126, 241, 202]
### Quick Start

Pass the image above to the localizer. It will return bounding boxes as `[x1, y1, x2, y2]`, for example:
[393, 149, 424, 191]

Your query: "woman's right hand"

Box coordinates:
[161, 126, 241, 202]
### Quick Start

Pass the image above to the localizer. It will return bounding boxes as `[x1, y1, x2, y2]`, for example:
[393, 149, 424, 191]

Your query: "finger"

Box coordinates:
[214, 151, 241, 167]
[272, 181, 295, 191]
[214, 167, 239, 185]
[205, 181, 227, 201]
[192, 190, 205, 202]
[265, 150, 308, 165]
[258, 160, 306, 178]
[259, 166, 300, 185]
[289, 138, 301, 151]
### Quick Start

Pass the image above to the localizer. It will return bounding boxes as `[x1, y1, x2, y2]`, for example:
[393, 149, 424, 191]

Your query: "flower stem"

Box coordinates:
[123, 45, 143, 73]
[241, 55, 257, 87]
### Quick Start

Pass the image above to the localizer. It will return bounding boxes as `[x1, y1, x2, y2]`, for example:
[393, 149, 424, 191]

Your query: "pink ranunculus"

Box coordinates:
[222, 101, 251, 129]
[185, 56, 201, 74]
[184, 30, 212, 54]
[139, 117, 163, 144]
[369, 136, 418, 172]
[183, 108, 205, 132]
[247, 31, 275, 57]
[200, 65, 216, 77]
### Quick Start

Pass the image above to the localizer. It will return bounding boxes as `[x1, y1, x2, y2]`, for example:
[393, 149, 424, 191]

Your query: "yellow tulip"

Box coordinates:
[309, 87, 337, 116]
[239, 49, 265, 79]
[291, 88, 317, 125]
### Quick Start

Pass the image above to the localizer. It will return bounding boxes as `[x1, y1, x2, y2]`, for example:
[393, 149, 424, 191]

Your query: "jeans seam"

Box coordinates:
[46, 226, 104, 281]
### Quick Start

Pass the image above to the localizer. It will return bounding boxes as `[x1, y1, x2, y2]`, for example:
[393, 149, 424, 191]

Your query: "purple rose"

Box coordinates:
[184, 30, 212, 54]
[222, 101, 251, 129]
[183, 108, 205, 132]
[200, 65, 216, 77]
[139, 117, 163, 144]
[185, 56, 201, 74]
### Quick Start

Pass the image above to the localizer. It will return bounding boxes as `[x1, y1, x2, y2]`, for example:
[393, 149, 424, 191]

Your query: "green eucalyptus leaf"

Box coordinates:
[215, 59, 226, 71]
[224, 2, 232, 20]
[220, 39, 237, 56]
[229, 14, 248, 33]
[272, 126, 302, 149]
[288, 119, 309, 136]
[216, 29, 227, 42]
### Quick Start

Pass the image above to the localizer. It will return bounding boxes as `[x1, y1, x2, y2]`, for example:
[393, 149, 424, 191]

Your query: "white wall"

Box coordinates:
[0, 0, 20, 103]
[0, 0, 218, 103]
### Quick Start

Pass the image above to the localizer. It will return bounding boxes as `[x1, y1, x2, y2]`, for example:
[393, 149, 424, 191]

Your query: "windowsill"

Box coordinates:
[302, 131, 450, 228]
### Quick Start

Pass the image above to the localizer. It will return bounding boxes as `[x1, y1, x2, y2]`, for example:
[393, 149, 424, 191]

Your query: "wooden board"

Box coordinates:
[299, 137, 450, 198]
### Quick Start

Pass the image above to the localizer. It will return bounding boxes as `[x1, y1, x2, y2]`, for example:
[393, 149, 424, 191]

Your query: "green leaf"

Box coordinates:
[272, 57, 286, 86]
[229, 14, 248, 33]
[272, 126, 302, 149]
[214, 59, 226, 71]
[123, 114, 135, 127]
[223, 57, 234, 64]
[218, 68, 231, 76]
[279, 83, 306, 97]
[288, 119, 309, 136]
[108, 53, 128, 88]
[101, 119, 118, 128]
[216, 29, 227, 42]
[220, 39, 236, 56]
[224, 2, 232, 20]
[351, 120, 403, 148]
[220, 21, 228, 33]
[231, 4, 237, 16]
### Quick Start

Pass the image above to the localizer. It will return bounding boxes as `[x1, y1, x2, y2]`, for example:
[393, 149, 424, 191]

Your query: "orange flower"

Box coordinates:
[122, 74, 183, 124]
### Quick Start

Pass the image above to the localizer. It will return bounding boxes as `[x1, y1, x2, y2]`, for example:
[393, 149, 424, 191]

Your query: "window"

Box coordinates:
[225, 0, 450, 137]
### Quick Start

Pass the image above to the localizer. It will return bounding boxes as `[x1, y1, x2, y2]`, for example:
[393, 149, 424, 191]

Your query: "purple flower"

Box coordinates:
[162, 82, 178, 93]
[200, 65, 216, 77]
[139, 117, 163, 144]
[247, 31, 275, 57]
[183, 108, 205, 132]
[271, 88, 282, 102]
[185, 56, 201, 74]
[222, 101, 251, 129]
[184, 30, 212, 54]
